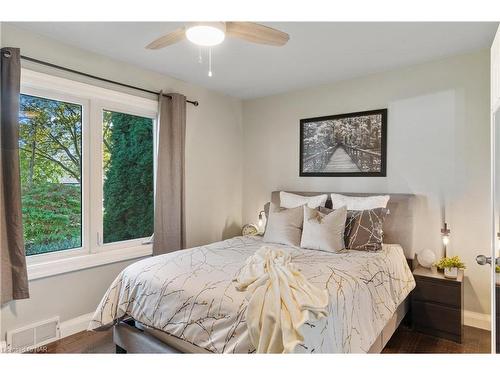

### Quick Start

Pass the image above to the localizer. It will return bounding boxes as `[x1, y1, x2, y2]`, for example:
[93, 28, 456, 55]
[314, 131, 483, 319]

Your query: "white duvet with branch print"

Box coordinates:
[89, 236, 415, 353]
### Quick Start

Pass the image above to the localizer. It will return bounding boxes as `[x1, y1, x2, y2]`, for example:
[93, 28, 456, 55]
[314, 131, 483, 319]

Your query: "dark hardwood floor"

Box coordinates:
[382, 325, 491, 354]
[40, 330, 115, 354]
[35, 325, 491, 354]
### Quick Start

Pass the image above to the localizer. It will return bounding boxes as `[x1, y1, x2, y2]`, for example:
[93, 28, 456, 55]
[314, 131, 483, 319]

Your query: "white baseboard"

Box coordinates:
[464, 310, 491, 331]
[59, 312, 94, 338]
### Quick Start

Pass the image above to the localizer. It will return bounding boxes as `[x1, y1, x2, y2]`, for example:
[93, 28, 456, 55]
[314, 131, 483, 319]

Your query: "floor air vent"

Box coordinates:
[6, 317, 60, 353]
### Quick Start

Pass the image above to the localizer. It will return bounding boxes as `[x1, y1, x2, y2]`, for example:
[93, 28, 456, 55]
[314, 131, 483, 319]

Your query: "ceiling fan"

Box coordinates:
[146, 22, 290, 49]
[145, 22, 290, 77]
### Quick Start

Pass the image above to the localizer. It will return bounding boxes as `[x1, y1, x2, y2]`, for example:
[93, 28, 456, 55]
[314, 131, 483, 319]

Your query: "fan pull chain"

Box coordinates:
[198, 47, 203, 64]
[208, 48, 213, 77]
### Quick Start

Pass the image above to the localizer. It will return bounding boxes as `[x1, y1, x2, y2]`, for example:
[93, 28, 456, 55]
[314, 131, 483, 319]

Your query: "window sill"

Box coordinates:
[27, 245, 152, 281]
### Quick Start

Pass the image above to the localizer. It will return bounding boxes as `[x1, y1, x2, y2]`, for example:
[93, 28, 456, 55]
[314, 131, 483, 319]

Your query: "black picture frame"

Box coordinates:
[299, 108, 387, 177]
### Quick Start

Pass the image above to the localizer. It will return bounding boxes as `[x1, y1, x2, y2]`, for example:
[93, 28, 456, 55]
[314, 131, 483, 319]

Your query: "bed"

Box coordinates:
[89, 191, 416, 353]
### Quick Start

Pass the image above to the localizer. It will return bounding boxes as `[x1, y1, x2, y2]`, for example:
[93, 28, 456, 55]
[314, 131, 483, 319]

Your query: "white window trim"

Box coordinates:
[21, 69, 157, 111]
[27, 245, 152, 281]
[21, 69, 157, 280]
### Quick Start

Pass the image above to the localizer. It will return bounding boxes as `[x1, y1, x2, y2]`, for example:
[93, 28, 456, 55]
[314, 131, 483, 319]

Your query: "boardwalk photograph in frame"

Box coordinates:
[300, 109, 387, 177]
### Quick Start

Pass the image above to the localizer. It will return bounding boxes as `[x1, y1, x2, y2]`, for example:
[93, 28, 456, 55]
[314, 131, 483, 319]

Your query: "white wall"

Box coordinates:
[242, 50, 491, 321]
[0, 24, 243, 337]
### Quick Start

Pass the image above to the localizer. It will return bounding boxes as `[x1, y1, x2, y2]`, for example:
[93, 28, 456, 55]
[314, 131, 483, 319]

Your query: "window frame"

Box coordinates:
[21, 69, 157, 280]
[91, 100, 157, 254]
[19, 87, 89, 262]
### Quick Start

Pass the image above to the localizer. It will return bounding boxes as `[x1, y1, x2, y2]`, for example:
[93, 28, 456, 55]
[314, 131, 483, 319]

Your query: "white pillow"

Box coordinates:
[301, 206, 347, 253]
[280, 191, 328, 209]
[330, 193, 390, 211]
[263, 203, 303, 247]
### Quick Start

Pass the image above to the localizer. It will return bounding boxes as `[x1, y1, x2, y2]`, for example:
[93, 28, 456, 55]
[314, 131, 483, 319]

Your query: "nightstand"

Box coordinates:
[411, 266, 464, 343]
[496, 285, 500, 353]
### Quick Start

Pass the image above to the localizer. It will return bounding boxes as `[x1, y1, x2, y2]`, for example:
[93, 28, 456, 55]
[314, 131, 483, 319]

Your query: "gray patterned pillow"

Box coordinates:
[344, 208, 388, 251]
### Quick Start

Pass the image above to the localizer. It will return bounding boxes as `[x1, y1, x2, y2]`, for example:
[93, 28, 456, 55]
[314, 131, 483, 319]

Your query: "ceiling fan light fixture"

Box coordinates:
[185, 23, 226, 47]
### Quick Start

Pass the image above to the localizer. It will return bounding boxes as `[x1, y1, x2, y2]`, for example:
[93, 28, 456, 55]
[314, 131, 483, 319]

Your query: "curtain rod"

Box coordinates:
[20, 55, 199, 107]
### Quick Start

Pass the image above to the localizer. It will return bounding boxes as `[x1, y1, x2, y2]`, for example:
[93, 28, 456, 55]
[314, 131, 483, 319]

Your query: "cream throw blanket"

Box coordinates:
[235, 246, 329, 353]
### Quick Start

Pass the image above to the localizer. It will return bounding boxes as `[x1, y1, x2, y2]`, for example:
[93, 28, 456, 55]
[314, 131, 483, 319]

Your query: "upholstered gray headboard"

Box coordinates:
[270, 191, 416, 259]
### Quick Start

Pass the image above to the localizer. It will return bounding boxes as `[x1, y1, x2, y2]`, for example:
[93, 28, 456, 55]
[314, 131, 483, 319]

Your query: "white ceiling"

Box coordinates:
[10, 22, 498, 99]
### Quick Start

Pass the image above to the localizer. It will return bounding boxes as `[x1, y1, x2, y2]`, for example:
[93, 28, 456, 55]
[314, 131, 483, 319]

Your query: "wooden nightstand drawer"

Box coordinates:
[412, 300, 461, 332]
[496, 286, 500, 352]
[496, 285, 500, 311]
[412, 301, 462, 342]
[413, 278, 460, 307]
[497, 315, 500, 353]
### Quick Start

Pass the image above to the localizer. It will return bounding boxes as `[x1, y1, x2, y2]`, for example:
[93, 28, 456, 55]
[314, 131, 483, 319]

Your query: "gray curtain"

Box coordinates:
[153, 92, 187, 256]
[1, 47, 29, 304]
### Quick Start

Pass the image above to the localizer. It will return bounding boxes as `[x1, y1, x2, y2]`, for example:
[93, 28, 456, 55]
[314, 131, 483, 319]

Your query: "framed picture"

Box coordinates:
[300, 109, 387, 177]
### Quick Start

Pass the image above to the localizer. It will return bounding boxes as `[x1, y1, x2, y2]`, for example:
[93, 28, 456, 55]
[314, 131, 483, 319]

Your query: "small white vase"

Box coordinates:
[444, 267, 458, 279]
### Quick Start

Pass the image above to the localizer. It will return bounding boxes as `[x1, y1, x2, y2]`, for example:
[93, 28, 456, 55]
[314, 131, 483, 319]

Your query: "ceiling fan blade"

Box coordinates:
[146, 27, 186, 49]
[226, 22, 289, 46]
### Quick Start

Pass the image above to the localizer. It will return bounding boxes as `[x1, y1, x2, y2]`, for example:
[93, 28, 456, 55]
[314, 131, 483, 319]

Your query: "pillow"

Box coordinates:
[330, 193, 390, 211]
[300, 205, 347, 253]
[280, 191, 328, 209]
[344, 208, 388, 252]
[263, 203, 303, 246]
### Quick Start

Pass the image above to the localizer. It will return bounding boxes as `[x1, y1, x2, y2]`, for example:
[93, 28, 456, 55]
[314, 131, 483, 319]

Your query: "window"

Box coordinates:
[20, 69, 157, 278]
[19, 94, 83, 256]
[102, 110, 154, 244]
